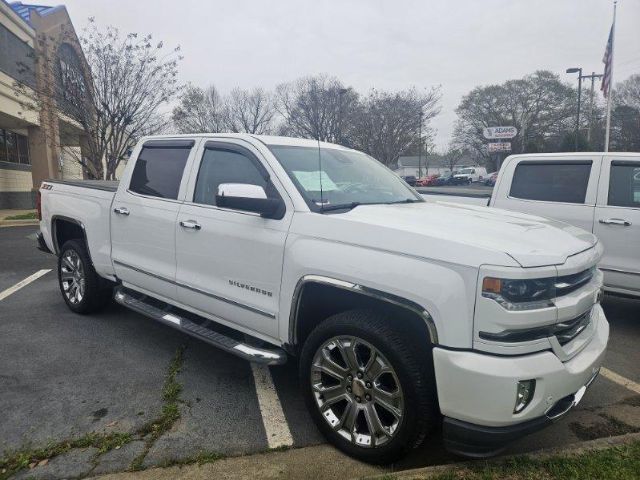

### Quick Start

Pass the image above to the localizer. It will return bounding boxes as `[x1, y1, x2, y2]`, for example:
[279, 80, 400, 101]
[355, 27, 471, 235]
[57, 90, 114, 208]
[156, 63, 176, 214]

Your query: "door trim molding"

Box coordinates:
[112, 259, 276, 319]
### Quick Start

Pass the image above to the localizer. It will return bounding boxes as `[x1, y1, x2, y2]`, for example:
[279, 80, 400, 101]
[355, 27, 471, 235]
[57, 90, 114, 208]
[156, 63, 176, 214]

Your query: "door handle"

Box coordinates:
[180, 220, 201, 230]
[599, 218, 631, 226]
[113, 207, 130, 216]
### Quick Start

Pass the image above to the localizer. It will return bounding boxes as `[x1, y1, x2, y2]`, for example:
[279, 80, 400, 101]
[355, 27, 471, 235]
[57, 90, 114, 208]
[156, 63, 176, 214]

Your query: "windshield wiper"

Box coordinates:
[385, 198, 422, 204]
[319, 202, 362, 212]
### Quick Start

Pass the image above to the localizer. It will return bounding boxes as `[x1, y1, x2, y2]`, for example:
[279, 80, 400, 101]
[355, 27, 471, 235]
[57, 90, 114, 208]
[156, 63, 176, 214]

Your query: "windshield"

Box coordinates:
[458, 168, 473, 174]
[269, 145, 422, 212]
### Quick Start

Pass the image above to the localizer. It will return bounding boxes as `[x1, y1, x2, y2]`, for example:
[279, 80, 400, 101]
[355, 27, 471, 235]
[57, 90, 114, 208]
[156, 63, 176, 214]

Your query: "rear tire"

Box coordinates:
[58, 239, 112, 314]
[300, 309, 438, 464]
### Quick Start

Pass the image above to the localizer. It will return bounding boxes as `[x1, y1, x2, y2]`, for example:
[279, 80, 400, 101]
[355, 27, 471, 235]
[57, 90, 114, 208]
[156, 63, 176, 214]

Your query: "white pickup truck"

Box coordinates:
[37, 135, 608, 463]
[423, 153, 640, 299]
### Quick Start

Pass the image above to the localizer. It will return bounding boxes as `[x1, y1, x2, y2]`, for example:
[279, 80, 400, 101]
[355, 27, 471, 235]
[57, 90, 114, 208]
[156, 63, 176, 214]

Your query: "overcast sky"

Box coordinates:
[37, 0, 640, 150]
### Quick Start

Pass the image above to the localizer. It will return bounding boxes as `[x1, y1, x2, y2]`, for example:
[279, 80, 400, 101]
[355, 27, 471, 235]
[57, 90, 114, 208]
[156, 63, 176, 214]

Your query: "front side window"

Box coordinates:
[608, 162, 640, 208]
[129, 146, 191, 199]
[510, 161, 592, 204]
[268, 146, 422, 212]
[193, 147, 269, 206]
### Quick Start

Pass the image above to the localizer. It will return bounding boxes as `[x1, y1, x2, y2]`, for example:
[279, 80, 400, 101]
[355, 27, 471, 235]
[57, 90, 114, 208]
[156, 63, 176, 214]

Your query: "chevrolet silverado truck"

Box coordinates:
[37, 134, 609, 463]
[421, 153, 640, 298]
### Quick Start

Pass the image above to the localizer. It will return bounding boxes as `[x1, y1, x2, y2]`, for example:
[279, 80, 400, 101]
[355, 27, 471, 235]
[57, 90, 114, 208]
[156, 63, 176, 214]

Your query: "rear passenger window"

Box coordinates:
[510, 162, 592, 204]
[193, 147, 268, 206]
[129, 145, 192, 199]
[608, 162, 640, 208]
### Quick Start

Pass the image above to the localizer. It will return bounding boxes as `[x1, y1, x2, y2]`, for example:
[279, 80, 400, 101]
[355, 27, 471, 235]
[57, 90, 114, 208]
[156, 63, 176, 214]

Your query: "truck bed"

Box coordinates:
[45, 179, 119, 192]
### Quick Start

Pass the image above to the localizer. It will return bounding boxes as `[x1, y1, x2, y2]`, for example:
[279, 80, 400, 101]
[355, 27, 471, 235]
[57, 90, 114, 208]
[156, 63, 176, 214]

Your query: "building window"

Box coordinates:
[0, 128, 30, 165]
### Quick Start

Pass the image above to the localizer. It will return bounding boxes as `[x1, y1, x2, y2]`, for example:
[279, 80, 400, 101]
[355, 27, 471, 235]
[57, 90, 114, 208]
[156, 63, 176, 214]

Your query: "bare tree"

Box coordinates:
[349, 87, 441, 167]
[452, 71, 576, 160]
[15, 20, 183, 180]
[224, 87, 276, 134]
[172, 84, 226, 134]
[275, 74, 358, 142]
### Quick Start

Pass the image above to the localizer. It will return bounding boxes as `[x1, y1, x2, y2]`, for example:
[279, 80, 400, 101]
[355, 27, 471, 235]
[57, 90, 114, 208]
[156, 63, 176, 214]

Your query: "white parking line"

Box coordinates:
[250, 363, 293, 449]
[0, 269, 51, 301]
[600, 367, 640, 395]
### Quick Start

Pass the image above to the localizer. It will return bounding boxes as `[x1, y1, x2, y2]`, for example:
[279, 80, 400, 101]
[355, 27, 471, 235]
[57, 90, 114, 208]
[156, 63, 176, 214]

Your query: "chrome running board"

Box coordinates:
[114, 287, 286, 365]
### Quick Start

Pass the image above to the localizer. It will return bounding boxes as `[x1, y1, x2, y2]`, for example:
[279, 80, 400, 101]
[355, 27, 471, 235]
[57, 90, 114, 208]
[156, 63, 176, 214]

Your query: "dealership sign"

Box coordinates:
[487, 142, 512, 153]
[483, 126, 518, 139]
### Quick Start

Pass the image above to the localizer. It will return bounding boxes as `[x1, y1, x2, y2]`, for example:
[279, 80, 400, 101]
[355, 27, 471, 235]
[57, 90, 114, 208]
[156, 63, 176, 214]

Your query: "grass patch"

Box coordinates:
[402, 440, 640, 480]
[130, 345, 186, 470]
[0, 432, 131, 480]
[4, 211, 36, 220]
[157, 450, 224, 468]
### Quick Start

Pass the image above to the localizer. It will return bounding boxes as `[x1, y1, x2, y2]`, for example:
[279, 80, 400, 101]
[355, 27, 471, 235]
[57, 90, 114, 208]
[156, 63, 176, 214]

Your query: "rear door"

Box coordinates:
[492, 156, 600, 232]
[174, 139, 293, 340]
[593, 157, 640, 295]
[111, 139, 197, 300]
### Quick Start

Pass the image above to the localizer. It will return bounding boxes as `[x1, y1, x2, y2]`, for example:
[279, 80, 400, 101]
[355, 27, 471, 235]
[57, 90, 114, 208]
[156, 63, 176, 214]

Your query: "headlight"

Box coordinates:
[482, 276, 555, 310]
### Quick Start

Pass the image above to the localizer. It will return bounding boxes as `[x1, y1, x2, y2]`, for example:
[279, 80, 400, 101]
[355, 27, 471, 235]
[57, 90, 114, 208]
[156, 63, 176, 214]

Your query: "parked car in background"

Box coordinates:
[421, 152, 640, 298]
[36, 135, 608, 464]
[434, 173, 454, 186]
[416, 174, 439, 186]
[402, 175, 417, 186]
[485, 172, 498, 186]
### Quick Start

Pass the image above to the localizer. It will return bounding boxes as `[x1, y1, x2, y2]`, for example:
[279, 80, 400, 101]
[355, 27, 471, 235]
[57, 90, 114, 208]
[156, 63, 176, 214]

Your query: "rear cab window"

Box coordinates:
[509, 161, 592, 204]
[608, 161, 640, 208]
[129, 140, 195, 200]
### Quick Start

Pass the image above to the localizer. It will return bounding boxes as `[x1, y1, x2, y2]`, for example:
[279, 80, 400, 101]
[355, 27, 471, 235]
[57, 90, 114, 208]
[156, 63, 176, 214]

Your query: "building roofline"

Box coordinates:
[0, 0, 35, 38]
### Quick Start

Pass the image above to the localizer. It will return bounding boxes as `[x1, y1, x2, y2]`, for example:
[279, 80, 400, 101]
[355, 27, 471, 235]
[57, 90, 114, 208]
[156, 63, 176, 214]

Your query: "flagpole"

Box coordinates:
[604, 0, 617, 152]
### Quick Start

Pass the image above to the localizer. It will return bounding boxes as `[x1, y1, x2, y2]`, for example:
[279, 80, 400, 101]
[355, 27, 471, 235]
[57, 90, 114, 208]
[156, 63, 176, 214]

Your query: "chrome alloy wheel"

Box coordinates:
[311, 336, 404, 448]
[60, 249, 85, 305]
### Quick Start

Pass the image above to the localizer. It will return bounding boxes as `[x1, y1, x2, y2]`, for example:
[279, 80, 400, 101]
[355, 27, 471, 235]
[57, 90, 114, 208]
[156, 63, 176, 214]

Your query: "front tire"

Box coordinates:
[300, 310, 437, 464]
[58, 239, 112, 314]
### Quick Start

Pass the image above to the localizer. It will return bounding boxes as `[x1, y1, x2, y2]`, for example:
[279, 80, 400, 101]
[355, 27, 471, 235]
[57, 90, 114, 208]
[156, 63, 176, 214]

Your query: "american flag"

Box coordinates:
[601, 25, 614, 97]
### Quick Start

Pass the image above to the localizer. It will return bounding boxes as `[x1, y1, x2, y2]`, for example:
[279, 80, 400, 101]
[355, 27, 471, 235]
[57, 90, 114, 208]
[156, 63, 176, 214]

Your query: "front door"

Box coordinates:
[111, 139, 196, 300]
[175, 140, 292, 341]
[593, 157, 640, 295]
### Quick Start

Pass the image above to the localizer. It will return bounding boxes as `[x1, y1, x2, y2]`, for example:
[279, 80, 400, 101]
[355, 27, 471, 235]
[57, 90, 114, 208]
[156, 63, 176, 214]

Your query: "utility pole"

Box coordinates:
[566, 67, 583, 151]
[581, 72, 604, 146]
[417, 109, 423, 178]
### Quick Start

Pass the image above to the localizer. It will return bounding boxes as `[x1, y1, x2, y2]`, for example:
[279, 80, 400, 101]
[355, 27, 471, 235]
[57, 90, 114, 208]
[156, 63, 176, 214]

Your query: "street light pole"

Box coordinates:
[566, 67, 583, 151]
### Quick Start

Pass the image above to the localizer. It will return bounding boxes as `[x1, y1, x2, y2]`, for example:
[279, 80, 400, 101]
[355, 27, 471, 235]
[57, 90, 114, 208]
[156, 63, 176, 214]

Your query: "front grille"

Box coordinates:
[555, 267, 595, 297]
[479, 309, 592, 344]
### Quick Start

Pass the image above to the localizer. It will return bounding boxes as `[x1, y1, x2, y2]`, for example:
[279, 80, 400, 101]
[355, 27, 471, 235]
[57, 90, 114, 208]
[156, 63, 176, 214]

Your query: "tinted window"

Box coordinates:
[194, 148, 268, 206]
[510, 162, 591, 204]
[608, 162, 640, 208]
[129, 146, 191, 199]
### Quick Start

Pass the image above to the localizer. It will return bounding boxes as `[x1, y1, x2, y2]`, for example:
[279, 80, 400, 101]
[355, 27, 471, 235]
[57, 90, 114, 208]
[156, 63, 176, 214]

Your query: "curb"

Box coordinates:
[0, 219, 39, 227]
[363, 432, 640, 479]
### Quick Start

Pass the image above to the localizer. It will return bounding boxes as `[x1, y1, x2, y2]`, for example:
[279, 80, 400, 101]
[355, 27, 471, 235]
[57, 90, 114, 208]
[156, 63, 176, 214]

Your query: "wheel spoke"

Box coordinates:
[364, 403, 386, 438]
[366, 355, 391, 380]
[337, 338, 360, 371]
[339, 400, 359, 432]
[374, 395, 403, 421]
[62, 256, 75, 272]
[313, 359, 347, 382]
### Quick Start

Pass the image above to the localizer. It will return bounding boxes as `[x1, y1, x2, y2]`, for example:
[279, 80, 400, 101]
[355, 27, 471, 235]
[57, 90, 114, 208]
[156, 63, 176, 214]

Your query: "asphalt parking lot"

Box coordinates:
[1, 225, 639, 479]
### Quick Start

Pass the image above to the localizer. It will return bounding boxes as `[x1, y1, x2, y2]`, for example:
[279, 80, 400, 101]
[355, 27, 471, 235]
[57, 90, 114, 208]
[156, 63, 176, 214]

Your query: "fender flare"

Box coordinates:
[51, 215, 90, 257]
[288, 274, 439, 346]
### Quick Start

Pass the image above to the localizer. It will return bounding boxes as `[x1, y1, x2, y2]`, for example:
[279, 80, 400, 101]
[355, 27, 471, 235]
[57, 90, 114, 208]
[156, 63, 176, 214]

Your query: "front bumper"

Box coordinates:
[434, 304, 609, 457]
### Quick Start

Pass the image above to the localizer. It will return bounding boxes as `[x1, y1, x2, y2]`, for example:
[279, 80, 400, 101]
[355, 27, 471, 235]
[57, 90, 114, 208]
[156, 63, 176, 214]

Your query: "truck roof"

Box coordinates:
[506, 152, 640, 159]
[139, 133, 351, 150]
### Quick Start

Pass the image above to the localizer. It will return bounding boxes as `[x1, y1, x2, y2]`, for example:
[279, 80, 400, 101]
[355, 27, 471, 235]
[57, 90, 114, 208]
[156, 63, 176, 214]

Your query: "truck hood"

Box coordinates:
[293, 201, 597, 268]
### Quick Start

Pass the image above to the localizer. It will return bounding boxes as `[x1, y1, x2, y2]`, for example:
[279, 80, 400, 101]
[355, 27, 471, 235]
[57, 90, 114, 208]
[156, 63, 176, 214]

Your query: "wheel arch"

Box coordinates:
[288, 275, 439, 353]
[51, 215, 90, 257]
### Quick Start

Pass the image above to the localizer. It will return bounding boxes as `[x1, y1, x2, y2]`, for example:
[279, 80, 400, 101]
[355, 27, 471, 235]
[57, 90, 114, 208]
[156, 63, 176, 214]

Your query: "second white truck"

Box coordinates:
[37, 134, 608, 463]
[422, 152, 640, 299]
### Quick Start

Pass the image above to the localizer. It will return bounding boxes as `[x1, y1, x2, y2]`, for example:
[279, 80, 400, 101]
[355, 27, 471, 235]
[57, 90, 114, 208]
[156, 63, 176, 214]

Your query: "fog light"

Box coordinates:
[514, 379, 536, 413]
